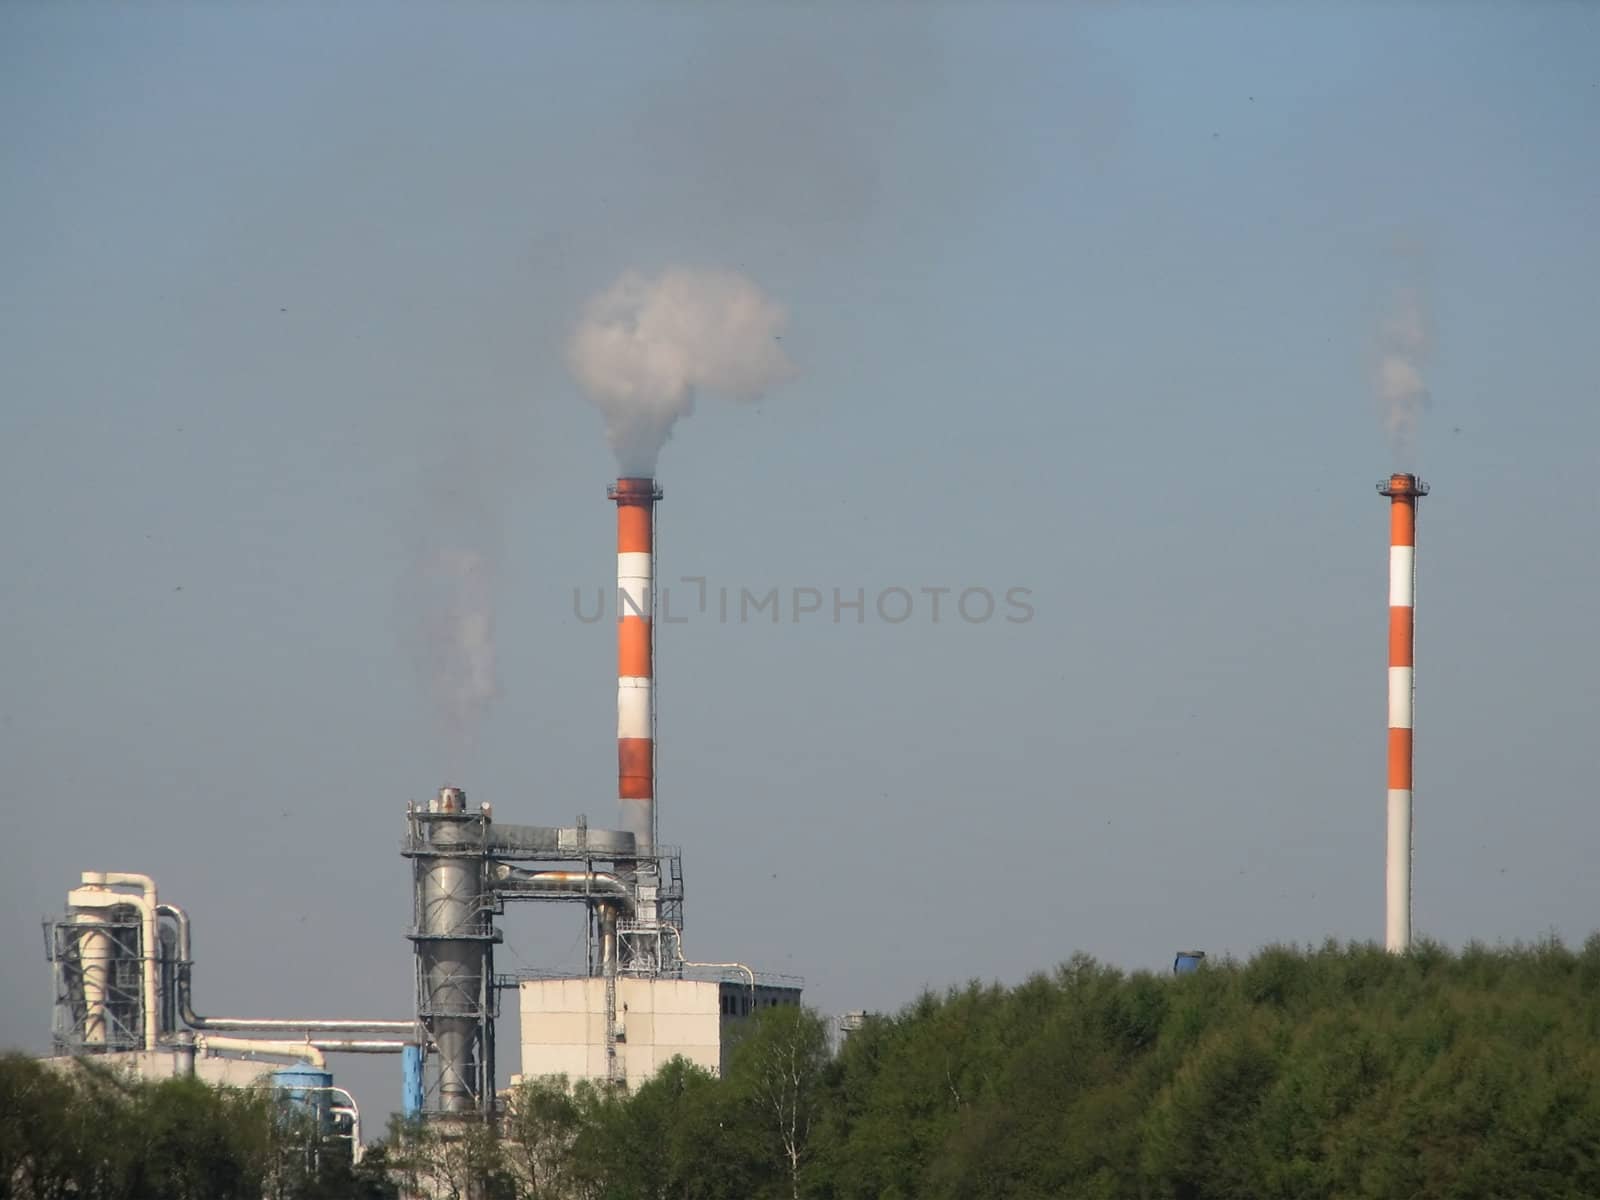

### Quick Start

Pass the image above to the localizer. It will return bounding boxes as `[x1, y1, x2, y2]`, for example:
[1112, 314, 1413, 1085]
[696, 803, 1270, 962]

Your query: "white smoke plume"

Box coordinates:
[1376, 287, 1432, 464]
[567, 267, 796, 474]
[418, 547, 498, 750]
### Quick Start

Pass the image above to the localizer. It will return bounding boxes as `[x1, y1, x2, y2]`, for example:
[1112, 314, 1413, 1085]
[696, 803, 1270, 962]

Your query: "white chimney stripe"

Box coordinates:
[617, 680, 652, 739]
[1389, 546, 1415, 608]
[1385, 788, 1412, 953]
[617, 581, 651, 619]
[1388, 666, 1413, 729]
[618, 551, 652, 619]
[617, 552, 653, 583]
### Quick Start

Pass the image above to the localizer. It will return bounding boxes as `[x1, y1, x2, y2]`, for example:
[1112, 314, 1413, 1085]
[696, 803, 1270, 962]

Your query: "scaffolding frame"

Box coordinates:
[43, 907, 146, 1054]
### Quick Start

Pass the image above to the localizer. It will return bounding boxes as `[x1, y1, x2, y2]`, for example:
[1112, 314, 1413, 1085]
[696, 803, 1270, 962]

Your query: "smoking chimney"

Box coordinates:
[1378, 472, 1427, 952]
[609, 477, 661, 853]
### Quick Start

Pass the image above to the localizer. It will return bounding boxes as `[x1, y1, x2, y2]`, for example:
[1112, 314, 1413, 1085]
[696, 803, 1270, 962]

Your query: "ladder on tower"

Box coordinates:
[604, 967, 619, 1083]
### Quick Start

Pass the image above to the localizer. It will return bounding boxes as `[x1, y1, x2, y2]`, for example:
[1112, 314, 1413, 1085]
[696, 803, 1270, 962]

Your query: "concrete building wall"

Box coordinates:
[517, 977, 723, 1090]
[516, 977, 804, 1092]
[515, 977, 611, 1082]
[618, 978, 723, 1084]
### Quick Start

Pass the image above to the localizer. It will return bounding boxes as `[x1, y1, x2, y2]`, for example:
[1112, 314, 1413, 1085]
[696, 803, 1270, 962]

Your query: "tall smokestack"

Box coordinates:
[610, 477, 661, 853]
[1379, 472, 1427, 952]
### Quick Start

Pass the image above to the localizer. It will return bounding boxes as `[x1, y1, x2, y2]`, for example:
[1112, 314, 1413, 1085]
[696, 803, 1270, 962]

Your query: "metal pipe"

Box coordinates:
[252, 1080, 364, 1164]
[486, 822, 637, 857]
[329, 1099, 363, 1165]
[663, 928, 756, 1007]
[173, 1033, 197, 1077]
[306, 1040, 410, 1054]
[488, 863, 636, 914]
[683, 960, 755, 999]
[600, 903, 620, 1083]
[300, 1088, 361, 1164]
[195, 1034, 325, 1067]
[75, 873, 160, 1050]
[326, 1085, 362, 1164]
[610, 477, 661, 854]
[1378, 473, 1427, 953]
[158, 902, 413, 1033]
[598, 905, 618, 975]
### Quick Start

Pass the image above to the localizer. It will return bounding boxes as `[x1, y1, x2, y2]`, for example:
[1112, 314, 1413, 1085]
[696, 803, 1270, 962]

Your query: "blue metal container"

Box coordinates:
[1173, 951, 1206, 975]
[272, 1067, 334, 1131]
[402, 1044, 424, 1119]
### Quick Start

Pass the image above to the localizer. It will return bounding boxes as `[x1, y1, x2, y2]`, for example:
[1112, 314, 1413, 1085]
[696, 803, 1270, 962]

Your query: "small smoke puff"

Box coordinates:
[1379, 359, 1425, 410]
[1376, 289, 1431, 459]
[568, 267, 795, 474]
[424, 548, 497, 743]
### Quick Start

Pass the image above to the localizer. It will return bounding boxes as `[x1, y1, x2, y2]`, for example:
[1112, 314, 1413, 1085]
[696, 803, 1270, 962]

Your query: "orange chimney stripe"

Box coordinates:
[617, 507, 653, 554]
[619, 738, 653, 798]
[1388, 607, 1413, 667]
[1389, 498, 1416, 547]
[618, 617, 652, 678]
[1387, 728, 1413, 789]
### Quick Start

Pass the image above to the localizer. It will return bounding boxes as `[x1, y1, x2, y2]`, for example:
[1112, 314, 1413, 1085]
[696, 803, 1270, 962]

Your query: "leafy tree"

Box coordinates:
[502, 1076, 582, 1200]
[567, 1058, 721, 1200]
[383, 1115, 513, 1200]
[0, 1055, 388, 1200]
[723, 1005, 831, 1200]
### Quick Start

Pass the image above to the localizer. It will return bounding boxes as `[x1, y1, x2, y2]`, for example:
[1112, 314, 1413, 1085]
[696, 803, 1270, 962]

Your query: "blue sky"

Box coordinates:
[3, 2, 1597, 1118]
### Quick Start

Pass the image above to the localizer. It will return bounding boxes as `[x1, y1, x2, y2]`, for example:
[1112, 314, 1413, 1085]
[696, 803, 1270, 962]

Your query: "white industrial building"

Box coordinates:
[512, 976, 802, 1091]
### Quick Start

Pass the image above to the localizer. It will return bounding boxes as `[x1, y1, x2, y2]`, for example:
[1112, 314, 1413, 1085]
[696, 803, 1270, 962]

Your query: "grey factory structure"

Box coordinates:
[41, 476, 800, 1125]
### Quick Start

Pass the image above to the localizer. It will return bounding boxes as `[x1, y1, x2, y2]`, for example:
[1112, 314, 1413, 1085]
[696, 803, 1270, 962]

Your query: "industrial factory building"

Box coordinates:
[40, 476, 800, 1126]
[401, 477, 802, 1111]
[41, 869, 383, 1156]
[37, 470, 1431, 1129]
[514, 976, 800, 1091]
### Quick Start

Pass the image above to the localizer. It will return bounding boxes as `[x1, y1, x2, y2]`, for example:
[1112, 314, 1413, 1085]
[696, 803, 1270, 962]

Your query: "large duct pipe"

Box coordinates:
[488, 863, 636, 913]
[609, 477, 661, 854]
[195, 1034, 326, 1067]
[157, 903, 412, 1033]
[486, 823, 636, 858]
[305, 1040, 411, 1054]
[493, 855, 635, 1084]
[196, 1036, 410, 1067]
[1379, 473, 1427, 952]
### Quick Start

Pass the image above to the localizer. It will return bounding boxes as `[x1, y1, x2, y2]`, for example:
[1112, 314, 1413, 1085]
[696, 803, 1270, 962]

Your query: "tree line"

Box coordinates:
[7, 938, 1600, 1198]
[0, 1054, 389, 1199]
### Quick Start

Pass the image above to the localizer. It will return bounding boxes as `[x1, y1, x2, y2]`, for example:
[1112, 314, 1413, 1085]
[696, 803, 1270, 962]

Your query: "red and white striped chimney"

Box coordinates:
[609, 477, 661, 853]
[1379, 472, 1427, 952]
